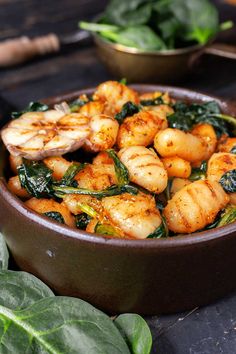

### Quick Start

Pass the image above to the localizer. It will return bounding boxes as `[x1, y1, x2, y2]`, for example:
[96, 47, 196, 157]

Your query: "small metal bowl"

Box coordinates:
[93, 34, 236, 83]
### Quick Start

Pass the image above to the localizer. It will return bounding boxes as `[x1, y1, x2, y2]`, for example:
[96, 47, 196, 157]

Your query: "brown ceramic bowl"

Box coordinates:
[0, 85, 236, 315]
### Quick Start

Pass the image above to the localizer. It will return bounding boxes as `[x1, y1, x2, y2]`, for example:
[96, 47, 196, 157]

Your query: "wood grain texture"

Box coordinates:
[0, 1, 236, 353]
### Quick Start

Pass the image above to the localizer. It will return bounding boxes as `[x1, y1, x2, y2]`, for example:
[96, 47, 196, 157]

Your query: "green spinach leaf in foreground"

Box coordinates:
[219, 169, 236, 193]
[115, 314, 152, 354]
[0, 234, 8, 270]
[107, 149, 129, 185]
[0, 270, 54, 310]
[0, 296, 130, 354]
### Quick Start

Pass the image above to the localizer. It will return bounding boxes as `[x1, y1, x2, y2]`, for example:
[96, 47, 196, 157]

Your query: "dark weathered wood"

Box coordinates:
[0, 1, 236, 353]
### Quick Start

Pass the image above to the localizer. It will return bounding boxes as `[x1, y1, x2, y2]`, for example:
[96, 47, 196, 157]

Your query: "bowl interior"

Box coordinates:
[1, 84, 236, 248]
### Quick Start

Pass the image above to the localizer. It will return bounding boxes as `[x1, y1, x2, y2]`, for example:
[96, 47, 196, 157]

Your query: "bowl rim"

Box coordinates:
[93, 32, 206, 56]
[1, 84, 236, 249]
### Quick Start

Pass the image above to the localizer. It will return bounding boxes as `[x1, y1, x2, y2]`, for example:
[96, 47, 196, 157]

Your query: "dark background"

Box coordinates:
[1, 1, 236, 353]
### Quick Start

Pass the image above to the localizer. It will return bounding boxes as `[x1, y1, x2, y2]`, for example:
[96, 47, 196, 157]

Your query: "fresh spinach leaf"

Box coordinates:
[115, 314, 152, 354]
[189, 161, 207, 181]
[107, 149, 129, 185]
[147, 216, 168, 238]
[43, 211, 65, 224]
[18, 159, 54, 198]
[219, 169, 236, 193]
[0, 234, 9, 271]
[115, 101, 141, 124]
[0, 296, 130, 354]
[75, 213, 91, 230]
[104, 0, 152, 27]
[54, 184, 138, 199]
[0, 270, 54, 310]
[101, 25, 166, 51]
[11, 102, 49, 119]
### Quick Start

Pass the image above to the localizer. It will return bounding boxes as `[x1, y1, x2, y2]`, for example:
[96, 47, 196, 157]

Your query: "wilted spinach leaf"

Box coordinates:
[219, 169, 236, 193]
[147, 216, 168, 238]
[18, 159, 54, 198]
[115, 101, 141, 124]
[168, 100, 235, 136]
[115, 314, 152, 354]
[107, 149, 129, 185]
[217, 205, 236, 227]
[69, 96, 92, 112]
[0, 234, 8, 270]
[54, 184, 138, 199]
[43, 211, 65, 224]
[60, 163, 85, 186]
[189, 161, 207, 181]
[230, 146, 236, 154]
[95, 222, 121, 237]
[11, 102, 49, 119]
[75, 213, 91, 230]
[140, 95, 164, 107]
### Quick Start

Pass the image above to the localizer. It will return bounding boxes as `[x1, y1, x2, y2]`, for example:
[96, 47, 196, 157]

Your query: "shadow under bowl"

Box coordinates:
[0, 85, 236, 315]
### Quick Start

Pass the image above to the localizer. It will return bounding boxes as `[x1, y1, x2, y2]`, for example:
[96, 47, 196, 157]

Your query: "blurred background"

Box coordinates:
[0, 0, 235, 110]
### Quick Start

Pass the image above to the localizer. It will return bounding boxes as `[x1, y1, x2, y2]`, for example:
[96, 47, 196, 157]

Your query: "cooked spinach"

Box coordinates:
[168, 101, 236, 136]
[69, 97, 92, 112]
[115, 314, 152, 354]
[0, 234, 8, 271]
[205, 205, 236, 230]
[11, 102, 49, 119]
[140, 95, 164, 106]
[75, 213, 91, 230]
[60, 163, 85, 186]
[219, 169, 236, 193]
[147, 216, 168, 238]
[79, 0, 232, 51]
[115, 101, 141, 124]
[54, 184, 138, 199]
[18, 159, 54, 198]
[0, 235, 152, 354]
[230, 146, 236, 154]
[189, 161, 207, 181]
[120, 78, 127, 85]
[95, 222, 121, 237]
[43, 211, 65, 224]
[107, 149, 129, 185]
[217, 205, 236, 227]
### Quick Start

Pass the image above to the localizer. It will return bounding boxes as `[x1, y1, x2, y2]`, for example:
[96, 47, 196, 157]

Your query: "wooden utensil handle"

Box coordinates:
[0, 34, 60, 67]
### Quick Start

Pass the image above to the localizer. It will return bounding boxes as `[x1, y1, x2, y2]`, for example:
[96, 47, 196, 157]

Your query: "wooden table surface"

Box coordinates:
[1, 1, 236, 353]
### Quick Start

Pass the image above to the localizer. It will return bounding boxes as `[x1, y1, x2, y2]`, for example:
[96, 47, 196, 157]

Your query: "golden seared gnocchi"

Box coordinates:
[117, 110, 167, 148]
[164, 180, 229, 233]
[161, 157, 191, 178]
[191, 123, 217, 161]
[101, 193, 162, 239]
[83, 114, 119, 153]
[118, 146, 168, 193]
[2, 80, 236, 239]
[154, 128, 207, 162]
[25, 198, 75, 227]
